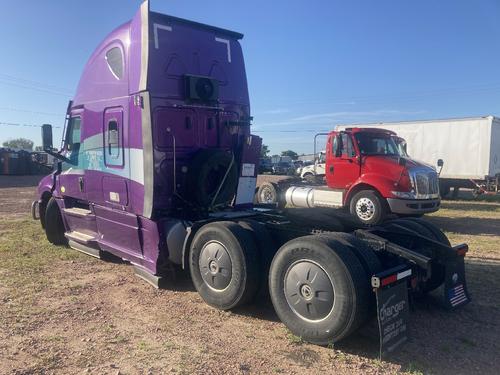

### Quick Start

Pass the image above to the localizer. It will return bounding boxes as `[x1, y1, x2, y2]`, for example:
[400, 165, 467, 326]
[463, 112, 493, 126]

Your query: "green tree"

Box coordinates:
[2, 138, 34, 151]
[261, 144, 270, 158]
[281, 150, 298, 160]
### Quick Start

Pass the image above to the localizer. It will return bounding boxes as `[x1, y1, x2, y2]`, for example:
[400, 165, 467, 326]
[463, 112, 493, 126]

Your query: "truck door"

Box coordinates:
[327, 132, 360, 189]
[58, 113, 87, 202]
[94, 106, 143, 260]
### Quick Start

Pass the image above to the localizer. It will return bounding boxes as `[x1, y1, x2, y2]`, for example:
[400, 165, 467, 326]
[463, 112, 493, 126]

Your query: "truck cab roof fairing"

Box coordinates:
[146, 11, 249, 106]
[73, 2, 249, 107]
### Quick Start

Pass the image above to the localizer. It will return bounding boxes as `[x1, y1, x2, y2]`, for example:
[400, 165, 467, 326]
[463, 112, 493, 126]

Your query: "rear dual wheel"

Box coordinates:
[268, 235, 374, 345]
[384, 218, 448, 292]
[189, 221, 259, 310]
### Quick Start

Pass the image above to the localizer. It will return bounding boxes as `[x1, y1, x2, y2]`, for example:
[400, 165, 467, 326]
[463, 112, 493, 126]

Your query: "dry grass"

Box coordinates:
[0, 183, 499, 374]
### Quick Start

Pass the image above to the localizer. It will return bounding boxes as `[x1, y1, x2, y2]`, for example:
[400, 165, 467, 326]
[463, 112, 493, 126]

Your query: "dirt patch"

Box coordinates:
[1, 181, 499, 374]
[0, 175, 41, 220]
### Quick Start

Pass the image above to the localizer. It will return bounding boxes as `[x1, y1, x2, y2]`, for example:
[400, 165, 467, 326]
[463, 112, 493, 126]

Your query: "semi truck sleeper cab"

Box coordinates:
[32, 1, 468, 348]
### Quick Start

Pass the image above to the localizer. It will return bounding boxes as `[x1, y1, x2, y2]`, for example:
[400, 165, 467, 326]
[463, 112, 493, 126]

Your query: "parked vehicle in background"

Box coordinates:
[272, 161, 295, 175]
[257, 128, 441, 225]
[299, 151, 326, 181]
[337, 116, 500, 197]
[31, 2, 468, 348]
[0, 148, 52, 175]
[259, 158, 273, 174]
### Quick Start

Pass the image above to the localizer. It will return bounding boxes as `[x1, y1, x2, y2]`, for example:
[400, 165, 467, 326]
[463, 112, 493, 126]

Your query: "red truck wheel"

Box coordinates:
[349, 190, 386, 225]
[189, 221, 259, 310]
[269, 235, 371, 345]
[257, 182, 281, 206]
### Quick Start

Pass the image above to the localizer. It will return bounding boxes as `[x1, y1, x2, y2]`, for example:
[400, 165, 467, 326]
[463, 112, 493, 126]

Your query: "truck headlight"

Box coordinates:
[391, 191, 416, 199]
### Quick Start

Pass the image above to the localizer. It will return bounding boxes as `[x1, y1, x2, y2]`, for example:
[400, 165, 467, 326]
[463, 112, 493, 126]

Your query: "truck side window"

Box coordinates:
[106, 120, 120, 159]
[65, 117, 81, 164]
[106, 47, 123, 80]
[340, 134, 356, 158]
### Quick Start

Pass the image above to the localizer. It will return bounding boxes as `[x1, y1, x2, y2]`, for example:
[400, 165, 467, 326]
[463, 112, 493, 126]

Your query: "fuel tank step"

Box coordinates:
[65, 231, 97, 245]
[67, 240, 101, 259]
[63, 207, 93, 218]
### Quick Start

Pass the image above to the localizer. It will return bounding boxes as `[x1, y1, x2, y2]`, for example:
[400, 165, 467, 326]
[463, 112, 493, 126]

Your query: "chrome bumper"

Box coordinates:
[386, 198, 440, 215]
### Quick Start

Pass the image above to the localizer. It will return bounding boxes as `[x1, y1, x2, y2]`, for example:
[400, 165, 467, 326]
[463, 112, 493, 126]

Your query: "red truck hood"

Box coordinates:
[362, 155, 432, 179]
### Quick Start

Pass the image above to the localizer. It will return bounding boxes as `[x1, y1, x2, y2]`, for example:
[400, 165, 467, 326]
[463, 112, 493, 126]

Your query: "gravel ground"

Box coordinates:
[0, 175, 499, 374]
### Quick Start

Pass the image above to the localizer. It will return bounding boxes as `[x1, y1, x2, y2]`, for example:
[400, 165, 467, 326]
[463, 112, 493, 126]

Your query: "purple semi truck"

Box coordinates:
[32, 2, 470, 347]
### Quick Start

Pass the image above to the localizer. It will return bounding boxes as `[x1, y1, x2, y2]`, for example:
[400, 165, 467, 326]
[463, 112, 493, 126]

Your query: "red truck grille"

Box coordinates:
[413, 171, 439, 198]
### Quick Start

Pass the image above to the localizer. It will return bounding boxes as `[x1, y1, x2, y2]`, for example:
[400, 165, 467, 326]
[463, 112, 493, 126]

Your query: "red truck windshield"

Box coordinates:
[354, 132, 402, 156]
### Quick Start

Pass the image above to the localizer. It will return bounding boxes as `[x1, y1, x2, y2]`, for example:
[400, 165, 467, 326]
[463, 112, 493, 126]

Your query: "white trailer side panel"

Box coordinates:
[337, 117, 494, 180]
[490, 118, 500, 177]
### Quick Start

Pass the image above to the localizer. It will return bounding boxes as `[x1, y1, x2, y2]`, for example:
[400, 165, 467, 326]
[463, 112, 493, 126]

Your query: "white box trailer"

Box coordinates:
[337, 116, 500, 196]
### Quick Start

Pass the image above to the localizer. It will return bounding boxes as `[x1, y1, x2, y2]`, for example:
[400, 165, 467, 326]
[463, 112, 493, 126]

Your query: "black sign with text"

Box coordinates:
[376, 281, 410, 359]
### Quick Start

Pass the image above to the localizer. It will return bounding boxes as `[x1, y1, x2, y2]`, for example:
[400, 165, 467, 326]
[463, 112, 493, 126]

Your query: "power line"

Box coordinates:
[0, 79, 71, 97]
[0, 106, 62, 117]
[0, 73, 73, 94]
[0, 121, 61, 129]
[257, 82, 500, 108]
[253, 129, 330, 133]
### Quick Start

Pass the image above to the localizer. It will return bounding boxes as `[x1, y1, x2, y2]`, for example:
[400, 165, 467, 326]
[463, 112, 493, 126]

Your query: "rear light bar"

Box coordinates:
[371, 264, 412, 289]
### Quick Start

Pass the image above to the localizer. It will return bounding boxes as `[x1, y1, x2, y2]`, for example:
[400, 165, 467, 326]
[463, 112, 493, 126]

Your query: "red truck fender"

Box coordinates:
[344, 174, 397, 206]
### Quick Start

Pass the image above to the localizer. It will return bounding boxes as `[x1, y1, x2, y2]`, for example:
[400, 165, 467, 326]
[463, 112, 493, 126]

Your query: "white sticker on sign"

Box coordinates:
[241, 163, 255, 177]
[109, 192, 120, 202]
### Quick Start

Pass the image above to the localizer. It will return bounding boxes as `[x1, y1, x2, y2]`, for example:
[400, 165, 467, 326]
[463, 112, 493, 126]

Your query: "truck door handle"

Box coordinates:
[78, 177, 84, 192]
[329, 166, 334, 173]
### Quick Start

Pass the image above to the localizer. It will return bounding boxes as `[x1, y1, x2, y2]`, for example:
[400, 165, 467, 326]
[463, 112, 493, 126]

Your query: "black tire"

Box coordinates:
[256, 182, 280, 205]
[39, 195, 49, 229]
[303, 173, 315, 183]
[269, 235, 371, 345]
[189, 221, 259, 310]
[188, 149, 238, 208]
[385, 218, 446, 292]
[44, 197, 67, 245]
[318, 232, 382, 312]
[349, 189, 386, 225]
[403, 217, 451, 247]
[319, 233, 382, 277]
[237, 219, 276, 298]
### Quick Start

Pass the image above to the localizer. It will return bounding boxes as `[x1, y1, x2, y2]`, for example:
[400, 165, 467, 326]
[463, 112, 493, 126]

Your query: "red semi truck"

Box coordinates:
[257, 128, 442, 225]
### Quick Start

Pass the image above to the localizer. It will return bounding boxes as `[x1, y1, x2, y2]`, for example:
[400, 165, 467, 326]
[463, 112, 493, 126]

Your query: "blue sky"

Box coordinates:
[0, 0, 499, 154]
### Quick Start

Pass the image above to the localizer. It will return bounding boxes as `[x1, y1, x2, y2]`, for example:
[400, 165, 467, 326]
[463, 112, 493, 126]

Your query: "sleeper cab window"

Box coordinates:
[106, 120, 120, 159]
[105, 47, 123, 79]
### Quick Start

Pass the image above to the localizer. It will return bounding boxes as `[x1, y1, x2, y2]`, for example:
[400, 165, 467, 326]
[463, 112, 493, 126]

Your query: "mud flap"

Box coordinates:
[372, 264, 412, 360]
[440, 244, 470, 309]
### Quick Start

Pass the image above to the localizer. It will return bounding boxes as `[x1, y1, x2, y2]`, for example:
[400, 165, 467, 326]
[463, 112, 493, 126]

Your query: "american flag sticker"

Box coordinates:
[448, 284, 468, 307]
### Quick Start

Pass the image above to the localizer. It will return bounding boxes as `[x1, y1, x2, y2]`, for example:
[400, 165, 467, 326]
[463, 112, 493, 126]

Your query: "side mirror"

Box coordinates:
[41, 124, 53, 151]
[398, 157, 407, 167]
[437, 159, 444, 167]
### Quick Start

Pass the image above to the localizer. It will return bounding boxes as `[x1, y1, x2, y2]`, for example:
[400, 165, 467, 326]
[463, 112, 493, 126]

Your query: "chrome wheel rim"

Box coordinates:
[199, 241, 232, 291]
[259, 186, 276, 204]
[284, 260, 335, 322]
[356, 197, 375, 221]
